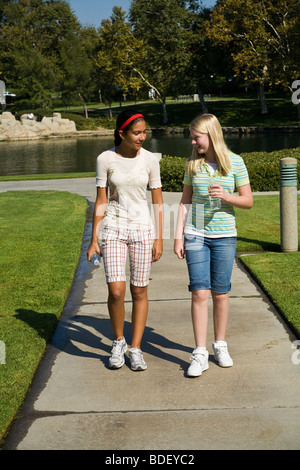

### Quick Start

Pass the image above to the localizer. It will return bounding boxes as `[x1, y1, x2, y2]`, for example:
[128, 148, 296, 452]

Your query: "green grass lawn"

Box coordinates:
[236, 194, 283, 252]
[239, 252, 300, 337]
[50, 93, 300, 130]
[0, 191, 88, 446]
[236, 195, 300, 337]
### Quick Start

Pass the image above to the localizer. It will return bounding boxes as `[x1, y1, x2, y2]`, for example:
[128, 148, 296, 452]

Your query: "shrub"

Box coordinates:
[159, 155, 186, 192]
[241, 148, 300, 192]
[15, 108, 54, 121]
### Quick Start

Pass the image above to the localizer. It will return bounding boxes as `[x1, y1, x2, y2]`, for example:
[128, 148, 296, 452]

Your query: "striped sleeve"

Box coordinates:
[232, 154, 250, 188]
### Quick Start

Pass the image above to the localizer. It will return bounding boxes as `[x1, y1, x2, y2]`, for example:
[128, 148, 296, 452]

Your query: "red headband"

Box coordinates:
[118, 114, 144, 131]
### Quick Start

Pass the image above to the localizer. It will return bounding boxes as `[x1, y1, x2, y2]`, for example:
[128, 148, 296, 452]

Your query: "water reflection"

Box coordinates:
[0, 132, 299, 177]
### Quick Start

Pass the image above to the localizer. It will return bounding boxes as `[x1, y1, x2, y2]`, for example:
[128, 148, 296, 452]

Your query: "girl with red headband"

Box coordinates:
[87, 110, 164, 371]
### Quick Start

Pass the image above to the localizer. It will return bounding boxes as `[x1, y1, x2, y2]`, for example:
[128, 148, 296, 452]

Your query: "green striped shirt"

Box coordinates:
[183, 153, 250, 237]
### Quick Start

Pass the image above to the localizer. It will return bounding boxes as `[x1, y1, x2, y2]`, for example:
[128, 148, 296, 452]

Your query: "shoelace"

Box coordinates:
[190, 353, 206, 365]
[215, 345, 229, 359]
[111, 340, 125, 356]
[130, 349, 144, 364]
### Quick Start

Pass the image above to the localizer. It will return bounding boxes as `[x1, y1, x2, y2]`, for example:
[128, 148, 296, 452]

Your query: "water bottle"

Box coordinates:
[208, 176, 222, 211]
[90, 253, 101, 266]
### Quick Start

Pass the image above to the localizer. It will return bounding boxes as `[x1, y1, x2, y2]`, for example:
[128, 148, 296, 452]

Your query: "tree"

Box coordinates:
[183, 4, 235, 113]
[95, 7, 145, 118]
[207, 0, 300, 116]
[207, 0, 271, 114]
[60, 29, 96, 117]
[129, 0, 194, 124]
[0, 0, 82, 107]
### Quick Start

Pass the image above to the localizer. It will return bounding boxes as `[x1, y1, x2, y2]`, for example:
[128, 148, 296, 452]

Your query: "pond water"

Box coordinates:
[0, 131, 300, 177]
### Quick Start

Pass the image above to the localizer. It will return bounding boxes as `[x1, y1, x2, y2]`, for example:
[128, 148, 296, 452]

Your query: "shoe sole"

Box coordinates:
[109, 360, 125, 369]
[130, 364, 147, 371]
[215, 360, 233, 368]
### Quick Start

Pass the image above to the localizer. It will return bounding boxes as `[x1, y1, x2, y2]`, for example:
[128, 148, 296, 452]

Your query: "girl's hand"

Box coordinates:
[174, 238, 185, 259]
[208, 184, 226, 201]
[152, 239, 163, 262]
[87, 241, 101, 261]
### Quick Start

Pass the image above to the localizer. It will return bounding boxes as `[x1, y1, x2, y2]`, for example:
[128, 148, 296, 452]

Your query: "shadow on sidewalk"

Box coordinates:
[15, 309, 191, 370]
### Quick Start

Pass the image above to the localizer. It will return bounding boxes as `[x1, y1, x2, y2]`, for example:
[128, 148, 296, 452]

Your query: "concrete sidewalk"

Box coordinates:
[2, 178, 300, 450]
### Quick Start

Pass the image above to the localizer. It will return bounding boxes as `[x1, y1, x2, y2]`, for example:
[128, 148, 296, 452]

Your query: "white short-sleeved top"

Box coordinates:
[96, 147, 162, 230]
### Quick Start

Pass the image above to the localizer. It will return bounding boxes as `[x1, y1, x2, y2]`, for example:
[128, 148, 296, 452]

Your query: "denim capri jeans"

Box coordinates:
[184, 234, 237, 293]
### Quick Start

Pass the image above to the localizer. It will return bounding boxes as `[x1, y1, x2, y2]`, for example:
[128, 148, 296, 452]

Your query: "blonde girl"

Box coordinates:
[174, 114, 253, 377]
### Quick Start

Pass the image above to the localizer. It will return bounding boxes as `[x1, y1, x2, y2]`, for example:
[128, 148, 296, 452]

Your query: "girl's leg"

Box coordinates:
[128, 230, 153, 349]
[107, 281, 126, 340]
[101, 227, 128, 341]
[191, 289, 210, 347]
[212, 291, 229, 341]
[211, 291, 233, 367]
[184, 236, 211, 349]
[210, 236, 236, 342]
[130, 284, 148, 349]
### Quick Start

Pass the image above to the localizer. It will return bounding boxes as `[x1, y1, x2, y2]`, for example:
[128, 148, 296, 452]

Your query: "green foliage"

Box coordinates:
[242, 148, 300, 191]
[96, 6, 145, 108]
[0, 0, 91, 108]
[207, 0, 300, 91]
[14, 107, 54, 120]
[159, 155, 186, 192]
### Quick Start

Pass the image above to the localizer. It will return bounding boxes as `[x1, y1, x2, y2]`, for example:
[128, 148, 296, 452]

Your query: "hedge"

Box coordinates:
[159, 148, 300, 192]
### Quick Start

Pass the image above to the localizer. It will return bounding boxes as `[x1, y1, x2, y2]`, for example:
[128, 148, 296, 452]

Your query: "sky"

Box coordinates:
[67, 0, 217, 28]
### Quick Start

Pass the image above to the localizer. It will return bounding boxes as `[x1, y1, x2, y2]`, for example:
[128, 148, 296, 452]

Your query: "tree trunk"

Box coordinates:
[132, 66, 168, 125]
[258, 83, 268, 115]
[162, 97, 168, 125]
[198, 89, 208, 114]
[78, 92, 88, 119]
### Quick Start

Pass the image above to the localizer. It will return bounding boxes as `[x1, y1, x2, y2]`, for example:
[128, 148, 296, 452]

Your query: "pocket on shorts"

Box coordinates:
[184, 233, 204, 251]
[227, 236, 237, 246]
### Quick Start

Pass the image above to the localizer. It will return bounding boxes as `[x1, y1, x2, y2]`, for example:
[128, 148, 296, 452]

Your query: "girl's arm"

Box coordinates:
[151, 187, 164, 262]
[209, 183, 253, 209]
[174, 184, 193, 259]
[86, 187, 108, 260]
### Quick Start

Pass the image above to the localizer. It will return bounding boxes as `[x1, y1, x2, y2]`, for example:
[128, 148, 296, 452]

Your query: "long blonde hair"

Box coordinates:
[185, 114, 231, 177]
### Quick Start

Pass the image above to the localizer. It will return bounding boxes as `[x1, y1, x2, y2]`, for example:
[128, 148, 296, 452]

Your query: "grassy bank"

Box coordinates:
[0, 191, 88, 446]
[239, 252, 300, 337]
[18, 93, 300, 130]
[235, 195, 300, 337]
[69, 94, 300, 129]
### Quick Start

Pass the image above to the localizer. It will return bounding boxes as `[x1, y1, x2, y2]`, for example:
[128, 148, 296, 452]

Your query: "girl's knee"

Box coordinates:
[130, 285, 148, 302]
[108, 283, 126, 302]
[212, 291, 228, 303]
[192, 289, 210, 302]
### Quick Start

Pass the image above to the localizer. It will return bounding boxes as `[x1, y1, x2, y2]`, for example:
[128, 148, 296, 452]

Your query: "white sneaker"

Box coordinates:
[187, 350, 209, 377]
[108, 338, 128, 369]
[212, 341, 233, 367]
[129, 348, 147, 371]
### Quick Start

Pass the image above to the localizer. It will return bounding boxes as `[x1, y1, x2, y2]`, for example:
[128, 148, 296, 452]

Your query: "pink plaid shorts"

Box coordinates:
[101, 226, 153, 287]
